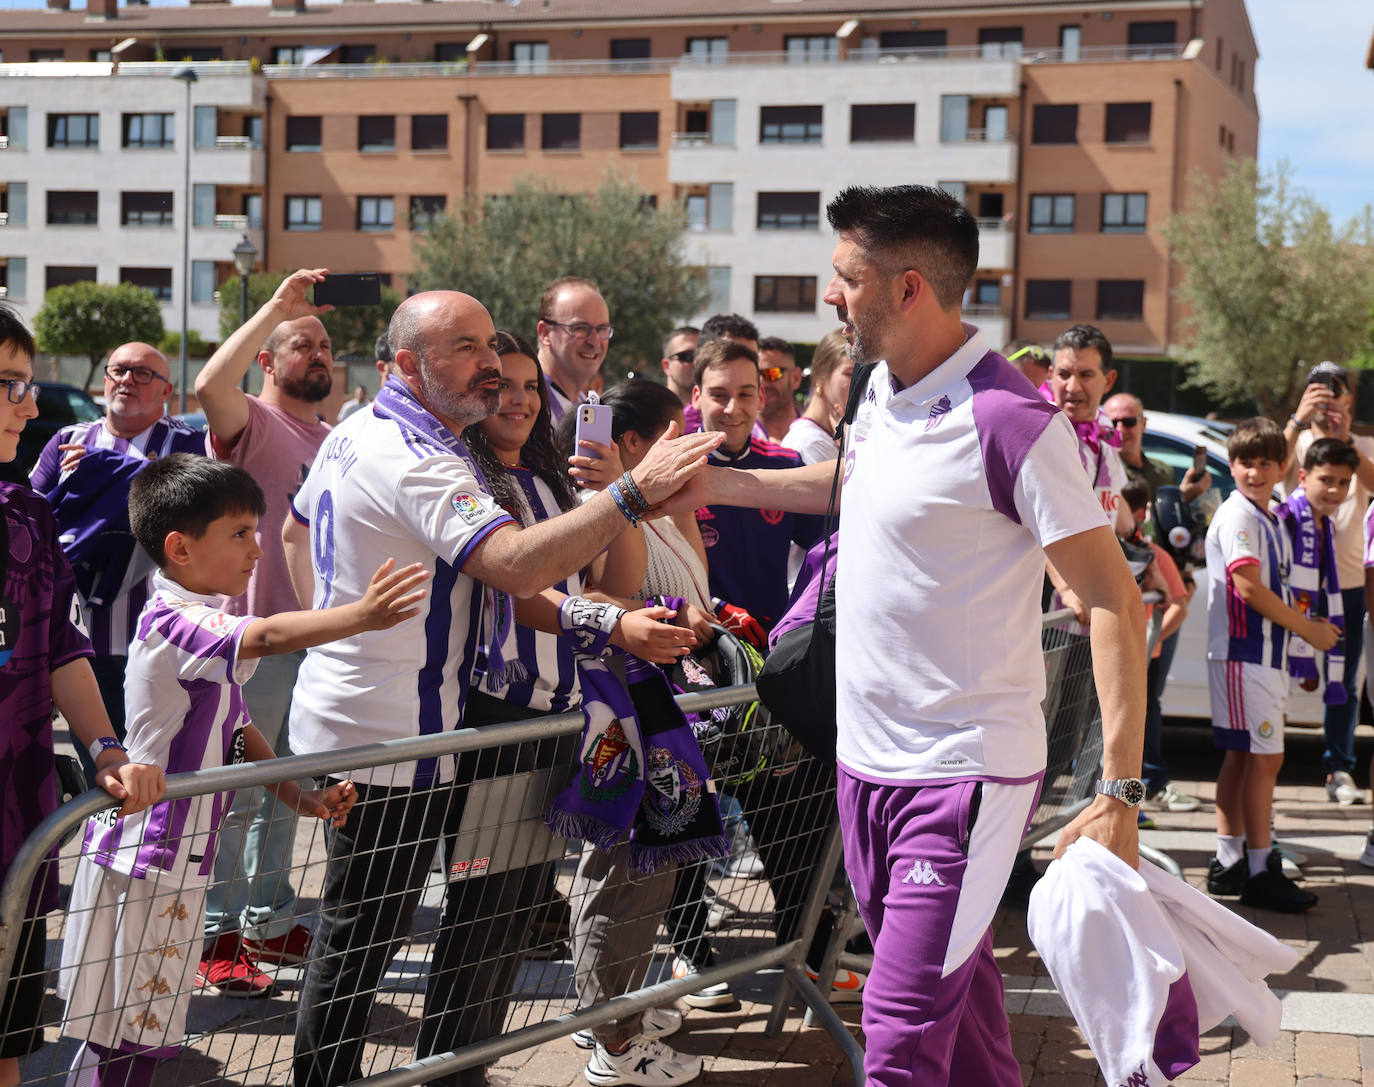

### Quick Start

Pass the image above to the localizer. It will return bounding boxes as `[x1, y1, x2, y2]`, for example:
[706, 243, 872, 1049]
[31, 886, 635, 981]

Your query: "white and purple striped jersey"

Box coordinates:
[288, 396, 516, 789]
[29, 416, 204, 656]
[1206, 490, 1291, 670]
[835, 327, 1109, 784]
[478, 468, 582, 714]
[81, 572, 257, 880]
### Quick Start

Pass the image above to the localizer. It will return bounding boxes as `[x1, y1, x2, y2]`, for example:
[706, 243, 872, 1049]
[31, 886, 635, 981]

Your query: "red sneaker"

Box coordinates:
[243, 923, 312, 966]
[195, 933, 275, 998]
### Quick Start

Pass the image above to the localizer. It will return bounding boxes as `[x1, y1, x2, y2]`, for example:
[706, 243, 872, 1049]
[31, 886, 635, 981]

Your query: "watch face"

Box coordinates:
[1119, 779, 1145, 806]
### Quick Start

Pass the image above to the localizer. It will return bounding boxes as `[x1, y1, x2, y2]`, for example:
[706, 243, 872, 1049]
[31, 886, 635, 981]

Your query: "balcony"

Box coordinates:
[975, 219, 1014, 268]
[965, 307, 1009, 349]
[213, 213, 249, 230]
[213, 135, 254, 152]
[0, 136, 7, 150]
[0, 212, 7, 227]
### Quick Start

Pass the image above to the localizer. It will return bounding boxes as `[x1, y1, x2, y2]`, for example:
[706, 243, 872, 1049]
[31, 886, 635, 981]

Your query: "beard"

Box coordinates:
[845, 297, 893, 366]
[420, 360, 502, 428]
[278, 366, 332, 404]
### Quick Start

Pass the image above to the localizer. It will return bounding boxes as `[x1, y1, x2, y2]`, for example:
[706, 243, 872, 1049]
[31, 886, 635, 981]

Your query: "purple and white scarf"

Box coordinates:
[1276, 490, 1346, 703]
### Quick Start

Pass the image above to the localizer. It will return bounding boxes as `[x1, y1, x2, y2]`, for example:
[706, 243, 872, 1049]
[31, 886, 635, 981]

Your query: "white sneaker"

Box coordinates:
[1327, 770, 1365, 806]
[805, 964, 867, 1004]
[671, 955, 734, 1008]
[573, 1007, 682, 1050]
[1145, 784, 1201, 813]
[1359, 830, 1374, 869]
[584, 1037, 702, 1086]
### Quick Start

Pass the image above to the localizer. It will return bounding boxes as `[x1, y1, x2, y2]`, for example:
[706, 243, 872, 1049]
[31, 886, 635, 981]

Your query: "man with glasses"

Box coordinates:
[756, 337, 802, 443]
[30, 342, 203, 782]
[535, 276, 613, 422]
[660, 326, 699, 407]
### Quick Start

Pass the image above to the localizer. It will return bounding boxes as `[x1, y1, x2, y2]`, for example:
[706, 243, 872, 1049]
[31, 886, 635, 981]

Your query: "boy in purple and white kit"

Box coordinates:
[59, 454, 426, 1087]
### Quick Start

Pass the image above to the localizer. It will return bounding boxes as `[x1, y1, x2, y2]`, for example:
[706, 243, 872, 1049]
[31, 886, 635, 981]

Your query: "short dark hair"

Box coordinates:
[375, 329, 393, 364]
[757, 336, 795, 359]
[693, 339, 759, 389]
[699, 313, 759, 347]
[662, 326, 698, 355]
[0, 303, 36, 361]
[538, 275, 601, 323]
[825, 185, 979, 310]
[1052, 325, 1114, 371]
[1303, 436, 1362, 473]
[129, 454, 267, 568]
[1226, 417, 1287, 464]
[1120, 477, 1151, 515]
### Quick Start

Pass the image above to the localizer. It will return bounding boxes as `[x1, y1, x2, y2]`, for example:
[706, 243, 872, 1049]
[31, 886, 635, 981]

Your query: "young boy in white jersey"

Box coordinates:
[1205, 418, 1339, 913]
[1361, 500, 1374, 867]
[59, 454, 427, 1087]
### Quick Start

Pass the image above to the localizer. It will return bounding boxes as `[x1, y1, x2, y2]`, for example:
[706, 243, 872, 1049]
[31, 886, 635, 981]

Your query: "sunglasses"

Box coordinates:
[760, 366, 793, 382]
[668, 349, 696, 364]
[1112, 416, 1140, 428]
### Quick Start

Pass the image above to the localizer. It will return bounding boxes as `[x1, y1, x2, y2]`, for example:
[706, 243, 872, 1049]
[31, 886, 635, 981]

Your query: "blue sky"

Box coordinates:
[1, 0, 1369, 223]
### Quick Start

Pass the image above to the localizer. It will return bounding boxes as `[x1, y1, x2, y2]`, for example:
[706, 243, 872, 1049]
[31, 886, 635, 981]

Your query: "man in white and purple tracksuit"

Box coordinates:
[688, 185, 1147, 1087]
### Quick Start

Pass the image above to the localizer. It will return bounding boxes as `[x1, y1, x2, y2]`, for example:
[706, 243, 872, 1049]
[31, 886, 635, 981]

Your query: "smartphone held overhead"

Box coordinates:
[313, 273, 382, 307]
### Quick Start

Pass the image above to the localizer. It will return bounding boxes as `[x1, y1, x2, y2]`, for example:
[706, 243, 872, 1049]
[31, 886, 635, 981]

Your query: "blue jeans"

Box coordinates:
[1142, 631, 1180, 796]
[1322, 587, 1367, 776]
[203, 650, 304, 942]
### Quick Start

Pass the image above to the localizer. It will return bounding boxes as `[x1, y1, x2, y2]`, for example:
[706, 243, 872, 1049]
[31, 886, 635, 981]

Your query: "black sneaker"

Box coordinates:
[1239, 868, 1318, 913]
[1206, 857, 1247, 896]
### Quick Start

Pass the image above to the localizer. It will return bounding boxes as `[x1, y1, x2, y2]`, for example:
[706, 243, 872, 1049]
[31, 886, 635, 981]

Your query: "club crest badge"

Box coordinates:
[643, 746, 703, 836]
[581, 720, 639, 799]
[925, 395, 952, 431]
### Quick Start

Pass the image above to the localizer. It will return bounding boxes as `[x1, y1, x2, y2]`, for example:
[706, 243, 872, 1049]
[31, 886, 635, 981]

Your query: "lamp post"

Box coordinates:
[172, 65, 198, 414]
[232, 233, 257, 392]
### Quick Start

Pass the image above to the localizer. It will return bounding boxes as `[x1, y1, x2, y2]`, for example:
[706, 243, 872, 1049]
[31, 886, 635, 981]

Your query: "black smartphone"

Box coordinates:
[313, 273, 382, 307]
[1191, 446, 1208, 475]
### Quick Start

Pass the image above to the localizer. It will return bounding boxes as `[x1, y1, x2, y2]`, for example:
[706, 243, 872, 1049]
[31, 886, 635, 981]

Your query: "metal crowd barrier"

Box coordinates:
[0, 600, 1140, 1087]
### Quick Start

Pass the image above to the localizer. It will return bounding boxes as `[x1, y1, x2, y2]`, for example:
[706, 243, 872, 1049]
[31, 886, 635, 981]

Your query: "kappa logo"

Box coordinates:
[925, 395, 952, 432]
[451, 491, 486, 525]
[1117, 1063, 1149, 1087]
[901, 859, 946, 886]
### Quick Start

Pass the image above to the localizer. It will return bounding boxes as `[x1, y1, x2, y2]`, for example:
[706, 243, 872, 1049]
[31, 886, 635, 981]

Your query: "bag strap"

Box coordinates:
[812, 359, 876, 621]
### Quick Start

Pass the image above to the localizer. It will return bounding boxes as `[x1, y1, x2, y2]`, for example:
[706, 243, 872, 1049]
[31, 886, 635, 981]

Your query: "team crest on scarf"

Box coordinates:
[925, 395, 952, 431]
[580, 719, 639, 799]
[643, 747, 703, 837]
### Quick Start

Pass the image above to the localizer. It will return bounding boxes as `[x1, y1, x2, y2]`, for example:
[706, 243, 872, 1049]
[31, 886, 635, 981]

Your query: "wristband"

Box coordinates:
[89, 735, 126, 763]
[618, 472, 650, 515]
[1287, 415, 1310, 431]
[558, 596, 627, 657]
[608, 481, 642, 526]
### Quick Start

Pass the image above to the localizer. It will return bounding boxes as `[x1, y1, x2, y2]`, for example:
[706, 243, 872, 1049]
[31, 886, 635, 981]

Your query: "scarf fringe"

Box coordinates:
[543, 808, 624, 853]
[628, 835, 731, 875]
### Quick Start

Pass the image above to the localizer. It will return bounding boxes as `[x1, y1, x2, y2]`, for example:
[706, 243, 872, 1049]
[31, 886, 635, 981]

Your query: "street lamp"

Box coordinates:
[232, 233, 257, 391]
[172, 65, 198, 413]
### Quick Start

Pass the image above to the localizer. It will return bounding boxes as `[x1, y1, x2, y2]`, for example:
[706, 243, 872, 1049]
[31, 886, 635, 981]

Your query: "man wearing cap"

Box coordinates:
[1283, 362, 1374, 805]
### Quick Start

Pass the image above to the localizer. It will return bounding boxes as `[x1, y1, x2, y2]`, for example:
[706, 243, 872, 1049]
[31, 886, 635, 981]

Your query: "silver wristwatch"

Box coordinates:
[1094, 777, 1145, 807]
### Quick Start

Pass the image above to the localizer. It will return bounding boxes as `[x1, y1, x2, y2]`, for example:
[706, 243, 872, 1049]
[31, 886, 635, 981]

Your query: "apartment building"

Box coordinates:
[0, 0, 1259, 355]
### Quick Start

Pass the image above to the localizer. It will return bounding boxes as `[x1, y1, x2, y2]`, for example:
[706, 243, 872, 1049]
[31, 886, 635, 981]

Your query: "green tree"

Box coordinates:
[218, 272, 401, 359]
[1164, 159, 1374, 419]
[411, 171, 708, 381]
[32, 281, 165, 392]
[156, 328, 213, 359]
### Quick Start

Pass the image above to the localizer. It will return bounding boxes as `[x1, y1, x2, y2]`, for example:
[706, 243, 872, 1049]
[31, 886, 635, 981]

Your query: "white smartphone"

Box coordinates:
[574, 400, 613, 453]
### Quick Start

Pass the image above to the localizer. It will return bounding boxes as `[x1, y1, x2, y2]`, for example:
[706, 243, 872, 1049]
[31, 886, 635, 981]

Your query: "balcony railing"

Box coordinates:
[975, 217, 1010, 233]
[212, 135, 254, 151]
[0, 136, 8, 150]
[0, 212, 8, 227]
[964, 304, 1005, 319]
[943, 129, 1014, 144]
[212, 214, 248, 230]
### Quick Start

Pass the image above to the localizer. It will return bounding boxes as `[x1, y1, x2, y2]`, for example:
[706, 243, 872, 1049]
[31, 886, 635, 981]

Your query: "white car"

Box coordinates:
[1139, 411, 1334, 725]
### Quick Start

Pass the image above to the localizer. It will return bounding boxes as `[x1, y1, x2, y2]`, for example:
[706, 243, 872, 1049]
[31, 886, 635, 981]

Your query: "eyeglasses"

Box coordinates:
[1112, 416, 1140, 429]
[1, 378, 40, 405]
[760, 366, 793, 382]
[667, 349, 696, 364]
[106, 363, 171, 387]
[545, 321, 615, 342]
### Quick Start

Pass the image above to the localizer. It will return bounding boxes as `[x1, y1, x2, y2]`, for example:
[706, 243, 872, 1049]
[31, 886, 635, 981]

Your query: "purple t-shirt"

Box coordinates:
[0, 481, 94, 913]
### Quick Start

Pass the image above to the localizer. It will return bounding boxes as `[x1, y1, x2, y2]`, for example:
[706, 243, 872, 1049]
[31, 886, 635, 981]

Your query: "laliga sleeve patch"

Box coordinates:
[1235, 529, 1250, 545]
[450, 490, 488, 526]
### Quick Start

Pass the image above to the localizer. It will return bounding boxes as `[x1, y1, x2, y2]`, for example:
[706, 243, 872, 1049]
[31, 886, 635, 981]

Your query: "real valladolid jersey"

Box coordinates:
[1206, 490, 1291, 670]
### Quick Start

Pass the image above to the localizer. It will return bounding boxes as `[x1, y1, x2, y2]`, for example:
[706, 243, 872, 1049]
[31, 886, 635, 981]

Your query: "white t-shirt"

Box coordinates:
[1205, 489, 1290, 670]
[835, 327, 1108, 783]
[781, 416, 838, 465]
[288, 397, 516, 788]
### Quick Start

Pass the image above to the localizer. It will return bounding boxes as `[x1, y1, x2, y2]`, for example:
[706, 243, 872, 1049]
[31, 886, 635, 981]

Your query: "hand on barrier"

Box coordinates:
[97, 759, 166, 818]
[614, 605, 697, 662]
[714, 600, 766, 651]
[297, 779, 357, 828]
[1054, 794, 1139, 870]
[566, 438, 623, 492]
[357, 559, 430, 628]
[1059, 586, 1090, 625]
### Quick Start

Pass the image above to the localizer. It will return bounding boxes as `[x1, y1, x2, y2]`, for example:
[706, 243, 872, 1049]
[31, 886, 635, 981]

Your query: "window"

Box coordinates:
[411, 114, 448, 152]
[974, 280, 1000, 308]
[619, 112, 658, 150]
[357, 196, 394, 232]
[1236, 60, 1245, 93]
[192, 183, 216, 228]
[850, 104, 914, 143]
[1102, 193, 1147, 233]
[977, 192, 1004, 219]
[48, 113, 98, 149]
[358, 115, 396, 152]
[1227, 129, 1235, 152]
[1025, 280, 1071, 321]
[29, 49, 64, 62]
[2, 182, 25, 226]
[760, 106, 822, 144]
[3, 106, 27, 150]
[1097, 280, 1144, 321]
[879, 30, 946, 54]
[1215, 37, 1223, 70]
[541, 113, 580, 151]
[47, 191, 98, 225]
[1060, 26, 1081, 62]
[684, 183, 733, 232]
[410, 195, 446, 231]
[1031, 104, 1077, 144]
[2, 258, 26, 300]
[940, 96, 969, 141]
[754, 275, 816, 313]
[121, 113, 173, 149]
[939, 181, 966, 206]
[686, 37, 728, 62]
[784, 36, 837, 63]
[339, 44, 376, 64]
[1127, 21, 1176, 50]
[685, 193, 708, 231]
[487, 114, 525, 151]
[285, 116, 321, 151]
[193, 105, 218, 149]
[757, 192, 820, 231]
[180, 47, 222, 62]
[285, 195, 322, 231]
[120, 267, 173, 302]
[46, 266, 97, 292]
[121, 191, 174, 227]
[435, 43, 464, 63]
[1104, 102, 1151, 144]
[192, 260, 216, 304]
[511, 41, 549, 72]
[272, 45, 304, 65]
[983, 105, 1008, 142]
[610, 39, 651, 62]
[1218, 124, 1227, 148]
[244, 115, 263, 150]
[706, 266, 731, 313]
[1029, 194, 1074, 234]
[243, 193, 263, 229]
[978, 27, 1023, 59]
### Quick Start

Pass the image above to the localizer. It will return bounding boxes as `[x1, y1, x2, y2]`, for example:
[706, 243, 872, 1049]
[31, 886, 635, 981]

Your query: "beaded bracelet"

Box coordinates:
[608, 480, 642, 526]
[618, 472, 650, 515]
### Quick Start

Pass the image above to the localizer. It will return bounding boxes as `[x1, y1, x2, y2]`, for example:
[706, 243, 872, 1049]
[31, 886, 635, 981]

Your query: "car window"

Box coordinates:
[39, 385, 102, 426]
[1140, 433, 1232, 524]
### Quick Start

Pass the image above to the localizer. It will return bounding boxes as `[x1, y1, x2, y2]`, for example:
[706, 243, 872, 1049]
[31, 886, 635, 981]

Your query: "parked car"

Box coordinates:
[1141, 411, 1330, 725]
[0, 382, 102, 486]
